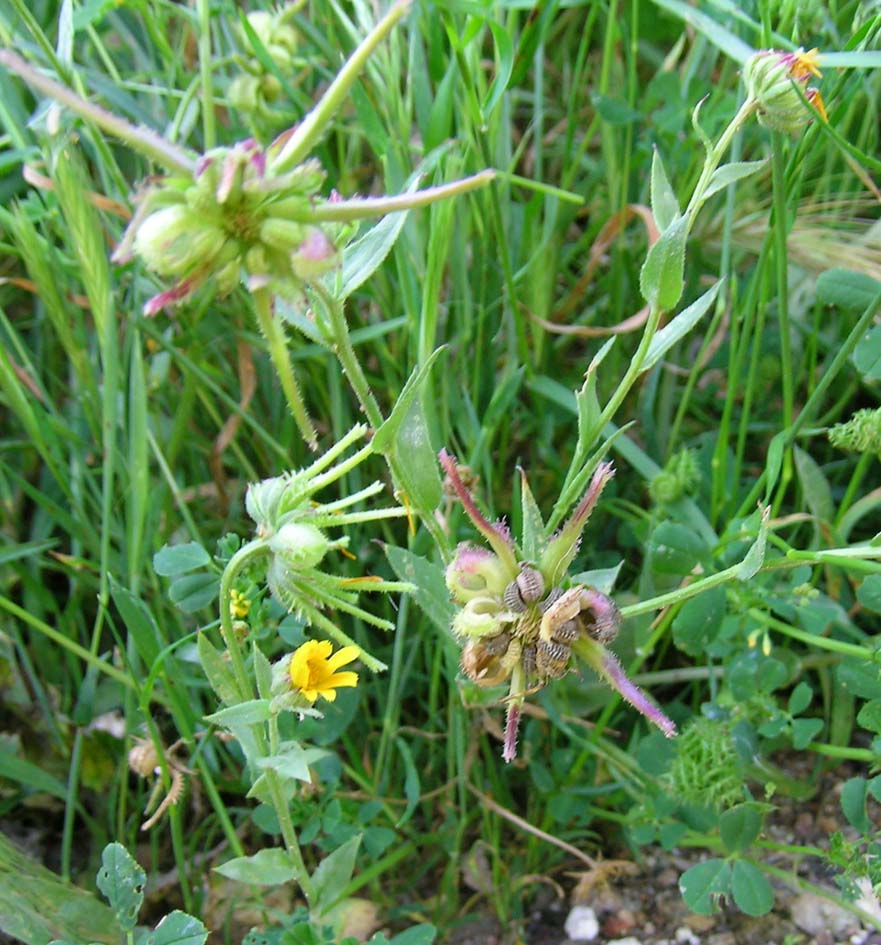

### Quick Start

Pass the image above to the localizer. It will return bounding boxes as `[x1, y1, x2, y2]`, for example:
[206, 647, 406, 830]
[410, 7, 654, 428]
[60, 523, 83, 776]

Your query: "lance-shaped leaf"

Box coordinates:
[574, 638, 677, 738]
[540, 462, 615, 586]
[439, 449, 519, 578]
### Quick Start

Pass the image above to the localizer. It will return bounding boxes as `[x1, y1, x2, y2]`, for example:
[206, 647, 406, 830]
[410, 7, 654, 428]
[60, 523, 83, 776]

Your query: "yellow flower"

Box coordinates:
[230, 589, 251, 619]
[289, 640, 359, 703]
[785, 47, 821, 81]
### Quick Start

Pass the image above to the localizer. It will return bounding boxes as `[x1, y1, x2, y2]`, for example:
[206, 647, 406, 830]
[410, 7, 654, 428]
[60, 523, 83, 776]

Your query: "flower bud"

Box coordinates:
[743, 48, 824, 134]
[291, 228, 339, 281]
[134, 205, 223, 277]
[260, 217, 307, 253]
[269, 522, 330, 570]
[452, 596, 506, 639]
[245, 475, 290, 530]
[446, 544, 511, 603]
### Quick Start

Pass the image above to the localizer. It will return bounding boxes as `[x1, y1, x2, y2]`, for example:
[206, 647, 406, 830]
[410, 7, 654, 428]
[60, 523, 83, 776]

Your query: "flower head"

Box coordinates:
[289, 639, 359, 703]
[743, 47, 826, 134]
[440, 450, 675, 762]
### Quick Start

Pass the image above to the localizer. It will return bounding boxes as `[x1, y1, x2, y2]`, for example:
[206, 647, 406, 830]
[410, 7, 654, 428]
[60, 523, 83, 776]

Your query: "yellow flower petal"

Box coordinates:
[328, 646, 360, 671]
[288, 639, 360, 703]
[326, 671, 358, 689]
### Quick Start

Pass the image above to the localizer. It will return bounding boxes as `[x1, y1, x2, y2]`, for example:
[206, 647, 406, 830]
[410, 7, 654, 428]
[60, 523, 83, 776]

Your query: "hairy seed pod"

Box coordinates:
[483, 631, 512, 657]
[522, 644, 537, 678]
[539, 586, 564, 613]
[536, 638, 571, 679]
[129, 740, 160, 778]
[516, 567, 545, 604]
[503, 581, 527, 612]
[581, 589, 621, 644]
[550, 619, 580, 644]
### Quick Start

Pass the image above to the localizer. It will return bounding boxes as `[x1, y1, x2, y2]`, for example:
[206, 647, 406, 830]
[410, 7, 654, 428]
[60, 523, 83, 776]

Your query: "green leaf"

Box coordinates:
[787, 681, 813, 716]
[679, 858, 732, 914]
[0, 832, 118, 945]
[672, 585, 727, 657]
[650, 147, 679, 232]
[484, 20, 514, 117]
[868, 774, 881, 803]
[253, 643, 273, 701]
[383, 545, 453, 635]
[734, 505, 770, 581]
[197, 633, 240, 705]
[255, 743, 328, 784]
[373, 347, 447, 454]
[836, 659, 881, 700]
[214, 849, 298, 886]
[857, 699, 881, 735]
[168, 572, 219, 613]
[643, 281, 721, 371]
[395, 736, 421, 828]
[639, 214, 688, 311]
[719, 805, 762, 854]
[153, 542, 211, 577]
[110, 577, 164, 666]
[518, 472, 546, 562]
[592, 92, 642, 125]
[650, 0, 754, 64]
[0, 747, 70, 802]
[793, 446, 834, 526]
[205, 699, 272, 727]
[338, 179, 421, 299]
[816, 268, 881, 313]
[570, 562, 623, 596]
[841, 777, 871, 833]
[763, 433, 785, 503]
[389, 925, 437, 945]
[311, 835, 361, 917]
[384, 399, 443, 522]
[790, 717, 824, 750]
[96, 843, 145, 932]
[146, 911, 209, 945]
[858, 575, 881, 614]
[648, 521, 708, 576]
[701, 160, 766, 204]
[731, 861, 774, 917]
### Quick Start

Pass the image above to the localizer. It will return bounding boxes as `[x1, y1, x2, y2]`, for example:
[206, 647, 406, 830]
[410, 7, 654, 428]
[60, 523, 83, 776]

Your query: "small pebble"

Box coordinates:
[607, 938, 643, 945]
[564, 905, 599, 942]
[674, 927, 700, 945]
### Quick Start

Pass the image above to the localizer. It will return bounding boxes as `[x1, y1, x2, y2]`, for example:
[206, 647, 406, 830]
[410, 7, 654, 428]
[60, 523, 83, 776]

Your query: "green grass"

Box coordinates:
[2, 0, 881, 941]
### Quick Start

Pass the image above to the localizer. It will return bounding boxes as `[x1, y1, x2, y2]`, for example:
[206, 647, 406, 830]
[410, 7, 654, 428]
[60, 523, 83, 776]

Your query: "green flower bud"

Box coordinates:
[291, 228, 339, 281]
[134, 205, 223, 277]
[446, 544, 511, 603]
[228, 75, 262, 114]
[452, 596, 506, 639]
[743, 48, 825, 134]
[829, 407, 881, 454]
[260, 217, 307, 253]
[269, 522, 330, 569]
[245, 475, 290, 530]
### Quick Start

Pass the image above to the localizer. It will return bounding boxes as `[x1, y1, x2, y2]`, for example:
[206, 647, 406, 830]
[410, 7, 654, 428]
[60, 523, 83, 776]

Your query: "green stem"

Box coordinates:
[748, 608, 873, 660]
[197, 0, 216, 149]
[0, 51, 197, 175]
[267, 715, 315, 901]
[685, 98, 758, 221]
[279, 171, 496, 222]
[252, 287, 318, 450]
[809, 742, 877, 762]
[311, 283, 383, 428]
[270, 0, 411, 173]
[219, 539, 269, 699]
[735, 283, 881, 519]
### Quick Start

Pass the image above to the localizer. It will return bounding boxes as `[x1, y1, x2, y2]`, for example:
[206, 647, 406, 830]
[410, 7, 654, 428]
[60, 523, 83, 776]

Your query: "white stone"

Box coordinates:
[675, 927, 700, 945]
[564, 905, 599, 941]
[607, 938, 644, 945]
